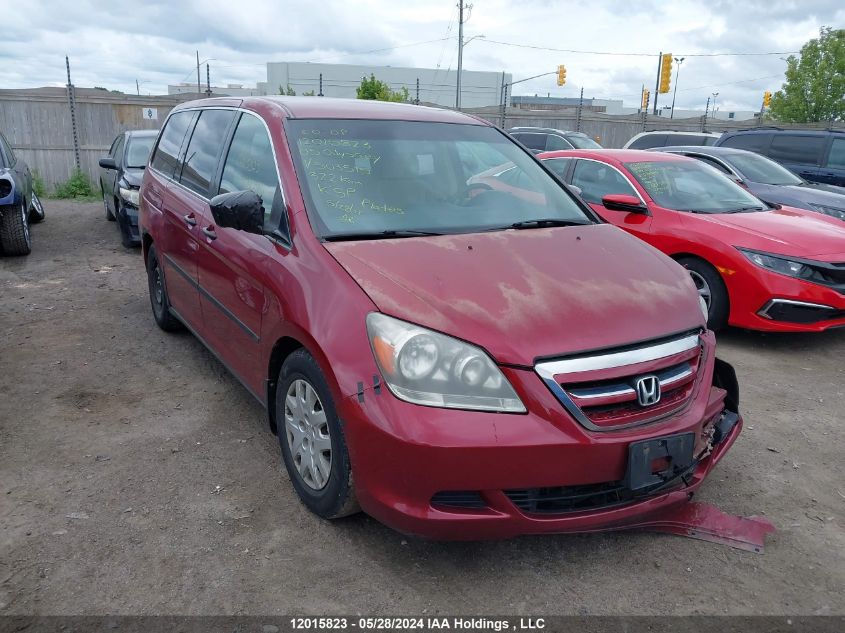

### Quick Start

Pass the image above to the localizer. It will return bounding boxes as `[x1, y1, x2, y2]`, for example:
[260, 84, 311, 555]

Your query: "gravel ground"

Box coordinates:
[0, 201, 843, 616]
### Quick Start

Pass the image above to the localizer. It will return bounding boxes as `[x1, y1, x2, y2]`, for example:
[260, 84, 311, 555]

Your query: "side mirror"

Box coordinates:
[209, 190, 264, 235]
[601, 194, 648, 213]
[568, 184, 582, 196]
[99, 157, 117, 170]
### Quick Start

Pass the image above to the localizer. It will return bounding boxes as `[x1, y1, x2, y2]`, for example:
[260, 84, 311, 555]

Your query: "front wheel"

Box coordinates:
[104, 190, 115, 221]
[28, 192, 45, 224]
[276, 349, 359, 520]
[677, 256, 729, 330]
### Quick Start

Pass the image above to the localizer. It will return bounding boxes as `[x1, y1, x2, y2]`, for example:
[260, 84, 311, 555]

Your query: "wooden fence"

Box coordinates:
[0, 88, 188, 190]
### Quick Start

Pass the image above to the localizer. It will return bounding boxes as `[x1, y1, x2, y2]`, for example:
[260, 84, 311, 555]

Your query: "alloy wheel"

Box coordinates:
[688, 270, 711, 309]
[20, 201, 30, 244]
[285, 379, 332, 490]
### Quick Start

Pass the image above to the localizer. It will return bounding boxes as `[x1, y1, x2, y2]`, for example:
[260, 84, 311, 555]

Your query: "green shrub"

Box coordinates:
[31, 169, 47, 198]
[54, 169, 94, 199]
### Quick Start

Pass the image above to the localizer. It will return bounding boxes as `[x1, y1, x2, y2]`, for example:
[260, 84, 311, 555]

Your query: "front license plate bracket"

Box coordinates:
[625, 432, 695, 491]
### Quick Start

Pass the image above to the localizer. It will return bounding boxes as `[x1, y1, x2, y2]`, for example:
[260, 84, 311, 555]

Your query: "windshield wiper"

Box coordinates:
[722, 206, 766, 214]
[507, 219, 589, 229]
[323, 229, 444, 242]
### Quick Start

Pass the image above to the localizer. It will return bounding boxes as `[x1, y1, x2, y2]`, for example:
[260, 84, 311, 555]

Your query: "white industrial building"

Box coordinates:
[256, 62, 510, 108]
[168, 83, 262, 97]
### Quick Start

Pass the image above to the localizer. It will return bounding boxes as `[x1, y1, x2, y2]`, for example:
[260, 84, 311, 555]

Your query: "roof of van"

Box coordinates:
[174, 96, 488, 125]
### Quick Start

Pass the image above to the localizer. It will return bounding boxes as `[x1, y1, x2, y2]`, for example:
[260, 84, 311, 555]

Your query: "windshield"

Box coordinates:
[625, 160, 767, 213]
[125, 136, 156, 168]
[725, 152, 803, 186]
[565, 135, 602, 149]
[286, 119, 592, 238]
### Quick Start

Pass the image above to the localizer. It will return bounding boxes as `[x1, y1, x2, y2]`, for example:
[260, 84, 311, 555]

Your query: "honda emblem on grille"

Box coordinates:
[634, 375, 661, 407]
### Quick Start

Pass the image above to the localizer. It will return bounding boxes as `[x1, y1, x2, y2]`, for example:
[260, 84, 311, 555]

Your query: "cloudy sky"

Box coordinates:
[2, 0, 842, 111]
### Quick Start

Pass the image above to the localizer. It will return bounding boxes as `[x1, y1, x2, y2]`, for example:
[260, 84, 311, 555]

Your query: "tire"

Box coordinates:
[677, 256, 729, 330]
[276, 349, 359, 520]
[0, 199, 32, 256]
[28, 192, 45, 224]
[145, 244, 181, 332]
[116, 206, 135, 248]
[104, 189, 115, 221]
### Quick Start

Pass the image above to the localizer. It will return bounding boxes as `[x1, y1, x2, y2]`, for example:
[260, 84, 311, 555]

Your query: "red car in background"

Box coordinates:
[539, 150, 845, 332]
[139, 98, 742, 540]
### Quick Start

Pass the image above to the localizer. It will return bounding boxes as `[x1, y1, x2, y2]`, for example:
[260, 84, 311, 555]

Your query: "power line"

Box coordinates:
[475, 38, 799, 57]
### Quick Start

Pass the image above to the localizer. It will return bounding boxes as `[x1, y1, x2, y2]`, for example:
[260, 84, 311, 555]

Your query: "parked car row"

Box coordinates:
[619, 127, 845, 188]
[137, 97, 745, 540]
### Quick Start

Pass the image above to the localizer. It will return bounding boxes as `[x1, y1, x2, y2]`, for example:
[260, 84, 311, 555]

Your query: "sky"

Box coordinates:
[1, 0, 842, 112]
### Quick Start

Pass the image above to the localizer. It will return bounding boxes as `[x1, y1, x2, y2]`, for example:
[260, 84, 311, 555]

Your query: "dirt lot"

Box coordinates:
[0, 200, 843, 616]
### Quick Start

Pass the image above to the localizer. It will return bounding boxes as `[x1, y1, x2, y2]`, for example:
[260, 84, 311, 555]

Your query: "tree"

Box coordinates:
[769, 27, 845, 123]
[278, 84, 296, 96]
[356, 74, 409, 103]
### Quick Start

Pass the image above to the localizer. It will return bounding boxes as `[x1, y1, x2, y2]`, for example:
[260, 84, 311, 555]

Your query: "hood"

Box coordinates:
[751, 181, 845, 213]
[122, 168, 144, 188]
[688, 206, 845, 258]
[325, 224, 703, 366]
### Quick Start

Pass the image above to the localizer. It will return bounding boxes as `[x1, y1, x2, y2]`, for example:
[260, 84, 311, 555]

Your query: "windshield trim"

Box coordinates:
[284, 118, 601, 240]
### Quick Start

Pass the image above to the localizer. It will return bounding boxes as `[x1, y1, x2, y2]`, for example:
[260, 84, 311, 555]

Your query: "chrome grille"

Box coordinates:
[536, 332, 703, 431]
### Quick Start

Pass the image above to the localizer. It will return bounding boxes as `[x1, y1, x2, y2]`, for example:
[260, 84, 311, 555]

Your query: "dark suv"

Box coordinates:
[508, 127, 602, 152]
[716, 128, 845, 187]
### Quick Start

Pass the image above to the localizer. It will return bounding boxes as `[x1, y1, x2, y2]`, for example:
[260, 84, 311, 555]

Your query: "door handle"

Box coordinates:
[202, 226, 217, 240]
[183, 213, 197, 226]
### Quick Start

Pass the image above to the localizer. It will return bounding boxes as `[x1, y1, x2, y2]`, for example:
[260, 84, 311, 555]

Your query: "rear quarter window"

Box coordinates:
[628, 134, 667, 149]
[719, 133, 772, 154]
[768, 134, 825, 165]
[150, 111, 197, 178]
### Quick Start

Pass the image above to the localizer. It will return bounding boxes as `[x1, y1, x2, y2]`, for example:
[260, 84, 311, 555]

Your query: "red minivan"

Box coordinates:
[139, 97, 742, 540]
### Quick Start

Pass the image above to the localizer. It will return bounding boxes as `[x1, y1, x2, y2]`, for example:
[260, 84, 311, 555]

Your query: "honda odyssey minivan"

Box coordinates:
[139, 96, 742, 540]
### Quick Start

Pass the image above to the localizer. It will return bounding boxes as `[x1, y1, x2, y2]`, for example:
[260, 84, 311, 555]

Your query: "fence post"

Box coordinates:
[415, 78, 420, 105]
[499, 83, 509, 128]
[65, 56, 81, 171]
[318, 73, 324, 97]
[576, 87, 584, 132]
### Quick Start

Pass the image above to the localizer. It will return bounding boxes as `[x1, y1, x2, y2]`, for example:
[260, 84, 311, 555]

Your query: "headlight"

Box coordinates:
[809, 204, 845, 222]
[698, 295, 709, 321]
[119, 187, 140, 206]
[366, 312, 526, 413]
[738, 248, 814, 279]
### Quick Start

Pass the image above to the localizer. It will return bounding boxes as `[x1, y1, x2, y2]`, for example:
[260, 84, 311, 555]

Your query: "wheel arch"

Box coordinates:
[670, 251, 732, 320]
[266, 336, 306, 435]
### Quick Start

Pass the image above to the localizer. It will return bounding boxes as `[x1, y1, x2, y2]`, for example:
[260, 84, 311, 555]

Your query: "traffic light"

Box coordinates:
[658, 53, 673, 93]
[762, 90, 772, 108]
[641, 88, 650, 110]
[557, 65, 567, 86]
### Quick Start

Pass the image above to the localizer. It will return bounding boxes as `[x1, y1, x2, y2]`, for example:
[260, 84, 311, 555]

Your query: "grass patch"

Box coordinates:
[53, 169, 95, 199]
[31, 169, 47, 199]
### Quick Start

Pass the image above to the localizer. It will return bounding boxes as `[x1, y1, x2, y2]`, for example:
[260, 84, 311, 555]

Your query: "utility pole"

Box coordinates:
[669, 57, 684, 119]
[196, 50, 201, 95]
[456, 0, 464, 109]
[653, 51, 662, 115]
[205, 63, 212, 97]
[65, 56, 80, 171]
[136, 79, 140, 96]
